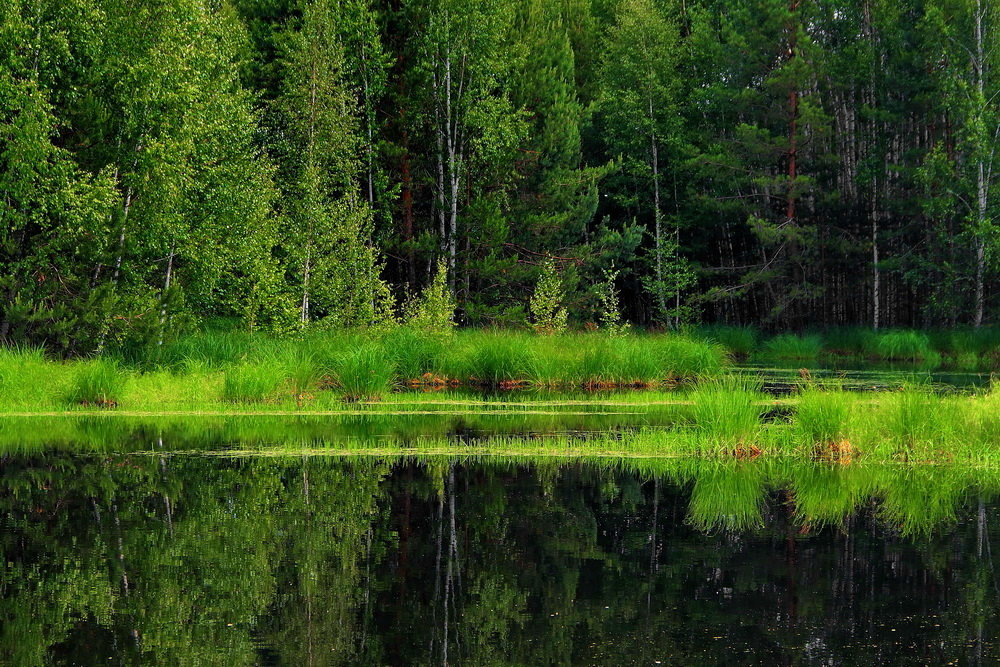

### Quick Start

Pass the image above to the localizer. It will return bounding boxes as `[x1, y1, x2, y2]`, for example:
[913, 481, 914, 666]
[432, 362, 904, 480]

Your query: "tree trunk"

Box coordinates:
[301, 244, 311, 324]
[973, 0, 987, 327]
[157, 242, 175, 346]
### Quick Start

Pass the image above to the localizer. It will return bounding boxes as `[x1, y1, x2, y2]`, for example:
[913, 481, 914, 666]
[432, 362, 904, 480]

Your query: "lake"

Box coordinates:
[2, 427, 998, 664]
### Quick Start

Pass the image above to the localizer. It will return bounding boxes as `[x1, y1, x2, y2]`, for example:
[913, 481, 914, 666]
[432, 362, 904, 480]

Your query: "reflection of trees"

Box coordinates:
[0, 454, 389, 665]
[1, 455, 999, 664]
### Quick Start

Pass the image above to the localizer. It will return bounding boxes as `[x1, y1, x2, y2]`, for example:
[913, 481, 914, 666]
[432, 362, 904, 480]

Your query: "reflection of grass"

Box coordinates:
[686, 462, 766, 531]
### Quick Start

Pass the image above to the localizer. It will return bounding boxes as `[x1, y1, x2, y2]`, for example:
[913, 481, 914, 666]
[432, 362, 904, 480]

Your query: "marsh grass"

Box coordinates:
[756, 333, 822, 361]
[68, 359, 128, 407]
[0, 346, 73, 409]
[694, 325, 758, 358]
[864, 330, 939, 363]
[222, 362, 286, 403]
[688, 376, 767, 449]
[794, 388, 854, 450]
[333, 344, 396, 400]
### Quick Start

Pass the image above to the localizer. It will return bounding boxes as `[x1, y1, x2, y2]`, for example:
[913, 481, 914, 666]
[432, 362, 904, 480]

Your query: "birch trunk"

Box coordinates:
[157, 242, 175, 346]
[973, 0, 987, 327]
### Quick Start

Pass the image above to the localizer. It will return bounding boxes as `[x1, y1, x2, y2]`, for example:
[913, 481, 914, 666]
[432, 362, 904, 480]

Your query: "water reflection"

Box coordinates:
[1, 454, 997, 664]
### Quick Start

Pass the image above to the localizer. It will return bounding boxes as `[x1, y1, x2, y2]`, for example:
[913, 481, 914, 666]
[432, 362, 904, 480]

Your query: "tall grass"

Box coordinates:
[222, 362, 285, 403]
[68, 359, 128, 407]
[794, 388, 854, 446]
[332, 344, 396, 399]
[863, 330, 939, 363]
[756, 333, 822, 361]
[688, 376, 767, 447]
[0, 346, 73, 409]
[694, 325, 758, 358]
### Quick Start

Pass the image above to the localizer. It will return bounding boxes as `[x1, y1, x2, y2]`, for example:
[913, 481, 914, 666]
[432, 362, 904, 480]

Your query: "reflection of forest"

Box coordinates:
[1, 455, 997, 664]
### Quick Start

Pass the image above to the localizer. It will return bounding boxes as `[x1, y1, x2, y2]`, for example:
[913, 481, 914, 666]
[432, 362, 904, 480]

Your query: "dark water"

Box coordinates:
[2, 450, 998, 665]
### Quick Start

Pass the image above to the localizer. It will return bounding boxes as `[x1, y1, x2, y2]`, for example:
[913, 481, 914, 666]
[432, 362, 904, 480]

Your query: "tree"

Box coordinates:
[599, 0, 693, 326]
[275, 0, 393, 327]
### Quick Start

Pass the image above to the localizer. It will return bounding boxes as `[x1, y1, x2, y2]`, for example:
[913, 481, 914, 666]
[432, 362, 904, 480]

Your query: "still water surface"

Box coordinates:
[2, 435, 998, 665]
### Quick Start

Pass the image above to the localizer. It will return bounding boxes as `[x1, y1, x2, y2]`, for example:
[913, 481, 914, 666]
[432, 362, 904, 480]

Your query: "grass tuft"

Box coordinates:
[68, 359, 127, 407]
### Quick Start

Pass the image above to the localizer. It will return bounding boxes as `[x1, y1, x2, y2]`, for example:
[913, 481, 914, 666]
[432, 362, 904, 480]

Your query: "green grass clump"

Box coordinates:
[757, 333, 822, 361]
[0, 346, 73, 409]
[442, 332, 538, 386]
[864, 330, 938, 363]
[688, 376, 767, 447]
[819, 327, 870, 356]
[380, 327, 446, 381]
[794, 388, 853, 446]
[222, 362, 285, 403]
[652, 336, 727, 378]
[694, 325, 758, 358]
[332, 344, 396, 399]
[68, 359, 128, 407]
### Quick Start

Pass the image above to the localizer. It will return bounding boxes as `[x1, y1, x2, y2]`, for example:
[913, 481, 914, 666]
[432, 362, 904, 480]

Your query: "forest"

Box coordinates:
[2, 0, 998, 354]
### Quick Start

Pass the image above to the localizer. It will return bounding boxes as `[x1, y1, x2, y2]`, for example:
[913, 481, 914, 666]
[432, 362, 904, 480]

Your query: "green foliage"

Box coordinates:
[404, 260, 456, 338]
[688, 376, 766, 446]
[864, 330, 937, 362]
[332, 344, 396, 400]
[794, 388, 853, 446]
[529, 260, 568, 335]
[595, 267, 630, 336]
[694, 325, 758, 358]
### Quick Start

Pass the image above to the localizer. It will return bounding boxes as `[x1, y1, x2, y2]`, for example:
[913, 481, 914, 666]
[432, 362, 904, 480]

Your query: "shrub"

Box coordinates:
[530, 259, 568, 336]
[404, 259, 456, 338]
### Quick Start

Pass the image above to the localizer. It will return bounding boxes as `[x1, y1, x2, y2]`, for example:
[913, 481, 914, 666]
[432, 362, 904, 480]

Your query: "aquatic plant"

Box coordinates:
[793, 388, 854, 451]
[688, 376, 767, 449]
[694, 325, 758, 358]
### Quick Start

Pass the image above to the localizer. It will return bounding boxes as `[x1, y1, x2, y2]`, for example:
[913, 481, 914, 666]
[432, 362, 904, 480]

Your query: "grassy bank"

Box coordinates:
[2, 381, 997, 467]
[0, 330, 727, 409]
[694, 325, 1000, 369]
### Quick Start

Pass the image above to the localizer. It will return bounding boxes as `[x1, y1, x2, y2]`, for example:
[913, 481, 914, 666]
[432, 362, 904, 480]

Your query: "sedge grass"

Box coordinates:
[756, 333, 822, 361]
[67, 359, 128, 407]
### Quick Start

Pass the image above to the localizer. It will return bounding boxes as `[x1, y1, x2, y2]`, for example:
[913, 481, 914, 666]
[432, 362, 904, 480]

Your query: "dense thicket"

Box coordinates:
[1, 0, 997, 351]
